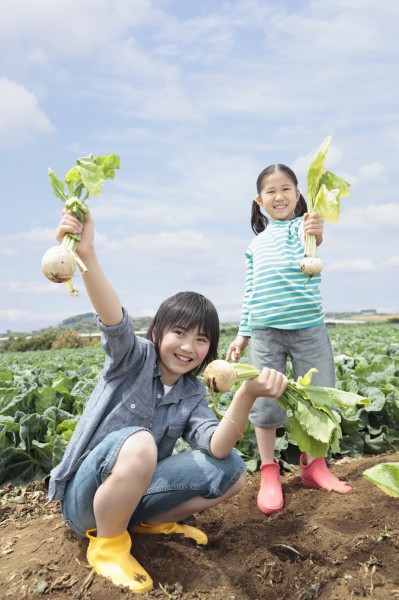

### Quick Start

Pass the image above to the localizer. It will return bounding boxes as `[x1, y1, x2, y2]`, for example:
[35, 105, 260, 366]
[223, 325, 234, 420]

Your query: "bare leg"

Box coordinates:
[255, 427, 276, 463]
[94, 430, 157, 537]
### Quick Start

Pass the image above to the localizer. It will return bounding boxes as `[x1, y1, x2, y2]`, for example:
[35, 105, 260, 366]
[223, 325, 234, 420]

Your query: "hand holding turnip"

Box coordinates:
[41, 153, 119, 296]
[55, 210, 94, 259]
[240, 367, 288, 401]
[300, 212, 324, 276]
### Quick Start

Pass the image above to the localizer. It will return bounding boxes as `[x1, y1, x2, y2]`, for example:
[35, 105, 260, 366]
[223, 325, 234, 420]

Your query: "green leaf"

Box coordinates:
[297, 368, 318, 386]
[295, 400, 337, 444]
[306, 136, 331, 211]
[306, 136, 350, 219]
[284, 413, 329, 457]
[48, 168, 68, 202]
[363, 462, 399, 497]
[71, 153, 120, 197]
[51, 153, 120, 206]
[304, 386, 369, 409]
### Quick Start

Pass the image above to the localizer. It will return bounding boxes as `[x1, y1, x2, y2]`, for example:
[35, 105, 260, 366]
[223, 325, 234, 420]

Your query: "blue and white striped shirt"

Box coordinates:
[238, 217, 324, 335]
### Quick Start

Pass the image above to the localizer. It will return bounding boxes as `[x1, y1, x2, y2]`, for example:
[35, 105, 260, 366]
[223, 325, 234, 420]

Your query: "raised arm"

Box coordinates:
[56, 210, 123, 326]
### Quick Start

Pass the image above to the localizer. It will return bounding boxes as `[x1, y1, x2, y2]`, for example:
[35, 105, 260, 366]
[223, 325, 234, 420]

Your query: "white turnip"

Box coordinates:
[203, 360, 261, 394]
[41, 246, 76, 283]
[203, 360, 237, 393]
[300, 256, 323, 276]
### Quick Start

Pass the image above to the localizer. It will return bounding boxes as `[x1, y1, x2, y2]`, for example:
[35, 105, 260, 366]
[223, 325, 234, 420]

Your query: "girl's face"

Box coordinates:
[157, 325, 211, 386]
[256, 170, 300, 222]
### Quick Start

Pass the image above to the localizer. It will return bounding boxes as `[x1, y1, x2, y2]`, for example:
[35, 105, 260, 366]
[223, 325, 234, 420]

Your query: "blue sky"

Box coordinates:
[1, 0, 398, 333]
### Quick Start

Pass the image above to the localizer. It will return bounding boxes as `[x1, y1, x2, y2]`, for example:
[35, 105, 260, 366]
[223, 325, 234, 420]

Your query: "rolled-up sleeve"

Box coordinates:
[182, 397, 219, 454]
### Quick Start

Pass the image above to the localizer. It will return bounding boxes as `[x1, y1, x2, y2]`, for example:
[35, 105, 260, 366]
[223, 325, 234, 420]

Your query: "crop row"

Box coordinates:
[0, 323, 398, 485]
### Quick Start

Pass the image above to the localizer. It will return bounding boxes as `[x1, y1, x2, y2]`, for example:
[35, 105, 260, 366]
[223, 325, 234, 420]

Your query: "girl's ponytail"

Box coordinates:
[294, 193, 307, 217]
[251, 200, 269, 235]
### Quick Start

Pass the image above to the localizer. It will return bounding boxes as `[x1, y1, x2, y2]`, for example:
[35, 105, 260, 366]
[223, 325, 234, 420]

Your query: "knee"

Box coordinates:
[115, 430, 157, 478]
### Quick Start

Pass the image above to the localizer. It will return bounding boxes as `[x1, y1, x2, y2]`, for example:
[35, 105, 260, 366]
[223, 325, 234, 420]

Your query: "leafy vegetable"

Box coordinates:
[302, 136, 350, 276]
[43, 153, 120, 295]
[204, 361, 369, 457]
[362, 462, 399, 497]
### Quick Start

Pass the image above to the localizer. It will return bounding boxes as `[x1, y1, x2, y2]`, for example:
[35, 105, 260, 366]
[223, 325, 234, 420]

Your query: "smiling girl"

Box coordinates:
[48, 209, 288, 594]
[227, 164, 352, 517]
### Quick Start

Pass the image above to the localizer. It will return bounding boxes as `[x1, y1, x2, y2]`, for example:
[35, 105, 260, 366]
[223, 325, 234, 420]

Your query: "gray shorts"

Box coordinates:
[249, 324, 335, 428]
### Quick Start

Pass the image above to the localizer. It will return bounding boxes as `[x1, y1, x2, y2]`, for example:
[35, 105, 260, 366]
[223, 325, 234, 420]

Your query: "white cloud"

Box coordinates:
[0, 78, 54, 143]
[103, 229, 216, 265]
[339, 204, 399, 229]
[385, 256, 399, 267]
[358, 162, 386, 182]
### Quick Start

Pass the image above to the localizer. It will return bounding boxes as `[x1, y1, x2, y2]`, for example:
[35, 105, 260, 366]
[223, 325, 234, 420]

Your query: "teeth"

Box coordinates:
[176, 354, 191, 362]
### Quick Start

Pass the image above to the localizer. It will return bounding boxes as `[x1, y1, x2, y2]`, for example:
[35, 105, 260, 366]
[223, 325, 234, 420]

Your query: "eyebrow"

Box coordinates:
[174, 324, 209, 338]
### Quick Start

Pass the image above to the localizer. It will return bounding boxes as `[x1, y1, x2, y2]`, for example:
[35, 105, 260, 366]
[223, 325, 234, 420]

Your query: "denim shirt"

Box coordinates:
[48, 308, 219, 501]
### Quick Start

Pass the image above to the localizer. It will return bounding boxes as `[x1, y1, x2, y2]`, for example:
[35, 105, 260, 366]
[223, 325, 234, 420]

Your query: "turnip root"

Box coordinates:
[41, 246, 76, 283]
[203, 360, 237, 393]
[300, 256, 323, 276]
[204, 360, 261, 394]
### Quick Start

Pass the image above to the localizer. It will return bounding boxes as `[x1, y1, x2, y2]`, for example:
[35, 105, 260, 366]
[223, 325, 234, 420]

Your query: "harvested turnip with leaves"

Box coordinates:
[204, 360, 369, 457]
[302, 136, 350, 278]
[41, 153, 120, 295]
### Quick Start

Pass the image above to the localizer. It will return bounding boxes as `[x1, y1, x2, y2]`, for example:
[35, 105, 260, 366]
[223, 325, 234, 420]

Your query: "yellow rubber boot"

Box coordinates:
[86, 529, 153, 593]
[131, 521, 208, 545]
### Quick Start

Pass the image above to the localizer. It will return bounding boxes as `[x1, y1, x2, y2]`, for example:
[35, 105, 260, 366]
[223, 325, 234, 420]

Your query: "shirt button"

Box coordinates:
[156, 394, 162, 399]
[130, 403, 136, 409]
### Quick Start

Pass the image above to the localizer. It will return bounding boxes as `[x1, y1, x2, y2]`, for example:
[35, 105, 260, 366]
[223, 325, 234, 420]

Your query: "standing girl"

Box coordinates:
[226, 164, 351, 516]
[48, 209, 288, 594]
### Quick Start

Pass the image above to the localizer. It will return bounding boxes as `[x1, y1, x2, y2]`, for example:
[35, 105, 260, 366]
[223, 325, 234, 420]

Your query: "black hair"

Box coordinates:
[251, 163, 308, 235]
[146, 291, 219, 376]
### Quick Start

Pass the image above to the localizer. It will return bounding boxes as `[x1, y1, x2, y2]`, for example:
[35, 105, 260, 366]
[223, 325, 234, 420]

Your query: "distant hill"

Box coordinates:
[57, 313, 153, 333]
[2, 310, 399, 339]
[0, 313, 153, 338]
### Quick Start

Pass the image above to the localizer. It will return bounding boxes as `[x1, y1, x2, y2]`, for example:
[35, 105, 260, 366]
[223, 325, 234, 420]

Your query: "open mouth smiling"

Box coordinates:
[175, 354, 192, 363]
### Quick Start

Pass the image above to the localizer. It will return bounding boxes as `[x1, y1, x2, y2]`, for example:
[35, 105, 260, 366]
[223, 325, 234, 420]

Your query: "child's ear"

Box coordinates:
[255, 195, 262, 206]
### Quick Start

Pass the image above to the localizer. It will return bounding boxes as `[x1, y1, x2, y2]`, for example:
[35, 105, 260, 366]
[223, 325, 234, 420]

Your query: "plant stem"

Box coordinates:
[304, 233, 317, 258]
[61, 235, 88, 273]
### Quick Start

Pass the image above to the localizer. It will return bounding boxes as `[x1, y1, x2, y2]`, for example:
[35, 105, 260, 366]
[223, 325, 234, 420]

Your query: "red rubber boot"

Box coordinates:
[257, 460, 284, 515]
[300, 454, 352, 493]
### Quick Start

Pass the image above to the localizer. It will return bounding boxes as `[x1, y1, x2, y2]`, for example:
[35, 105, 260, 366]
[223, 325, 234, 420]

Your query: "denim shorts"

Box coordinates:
[60, 426, 246, 536]
[249, 324, 335, 428]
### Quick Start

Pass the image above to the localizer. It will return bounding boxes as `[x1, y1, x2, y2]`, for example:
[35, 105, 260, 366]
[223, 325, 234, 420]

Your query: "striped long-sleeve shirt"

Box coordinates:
[238, 217, 324, 336]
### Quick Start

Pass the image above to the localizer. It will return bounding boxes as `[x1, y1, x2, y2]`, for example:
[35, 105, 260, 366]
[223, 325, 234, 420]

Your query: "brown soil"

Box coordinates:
[1, 452, 398, 600]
